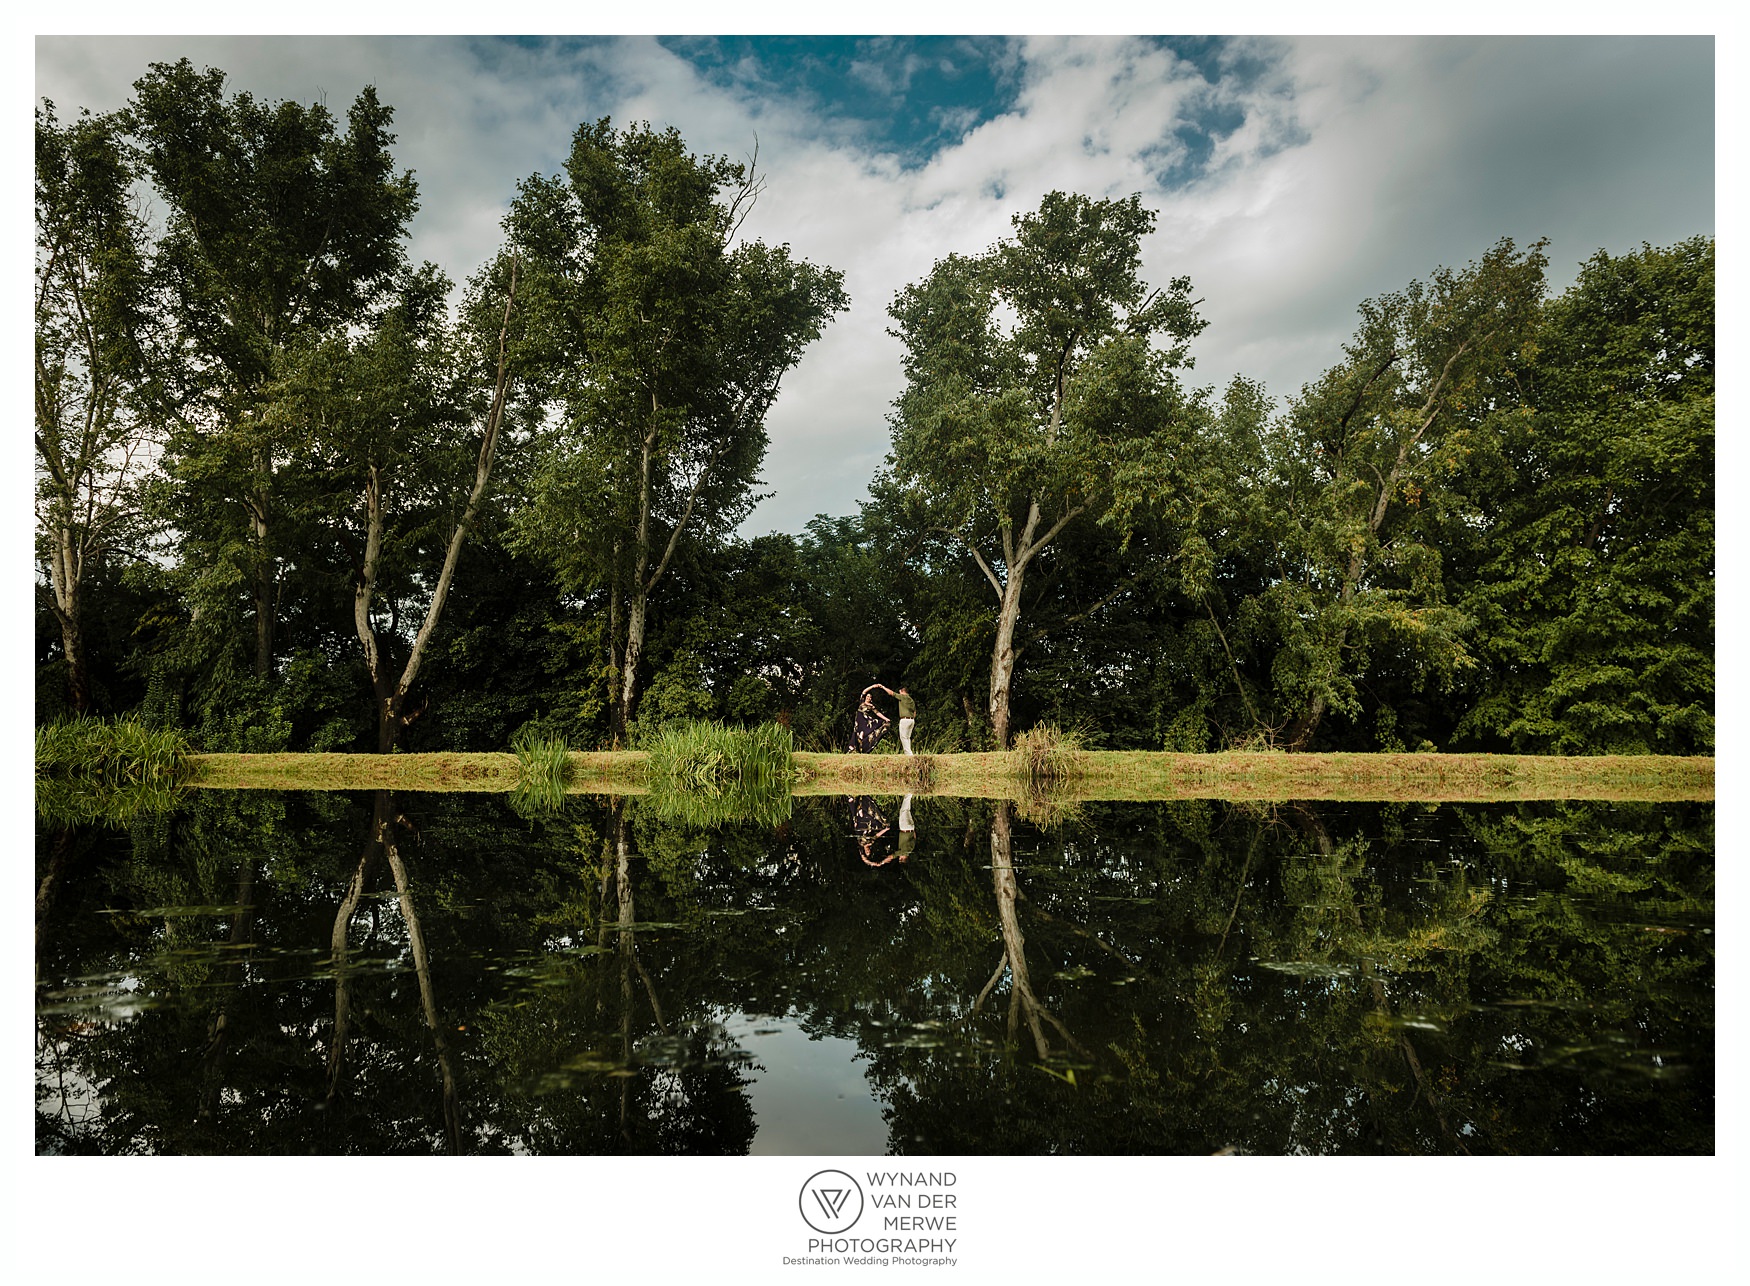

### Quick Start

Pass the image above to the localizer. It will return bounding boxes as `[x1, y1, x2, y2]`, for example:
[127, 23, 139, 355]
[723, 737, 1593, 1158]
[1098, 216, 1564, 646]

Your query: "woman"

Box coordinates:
[850, 794, 893, 865]
[848, 692, 890, 753]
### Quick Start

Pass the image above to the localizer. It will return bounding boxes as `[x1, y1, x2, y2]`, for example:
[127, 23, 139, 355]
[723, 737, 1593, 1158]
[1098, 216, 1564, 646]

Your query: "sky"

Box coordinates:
[31, 28, 1717, 537]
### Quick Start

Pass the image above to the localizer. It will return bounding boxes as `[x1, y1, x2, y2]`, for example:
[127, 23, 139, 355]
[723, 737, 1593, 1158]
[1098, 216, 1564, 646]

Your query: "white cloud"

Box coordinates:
[32, 33, 1714, 537]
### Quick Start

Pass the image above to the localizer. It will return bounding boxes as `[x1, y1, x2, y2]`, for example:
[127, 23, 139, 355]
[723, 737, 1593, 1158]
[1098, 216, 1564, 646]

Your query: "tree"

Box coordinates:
[885, 191, 1209, 747]
[258, 260, 523, 753]
[505, 120, 847, 743]
[1248, 238, 1549, 750]
[1456, 238, 1714, 754]
[34, 103, 161, 715]
[130, 59, 418, 682]
[35, 103, 168, 713]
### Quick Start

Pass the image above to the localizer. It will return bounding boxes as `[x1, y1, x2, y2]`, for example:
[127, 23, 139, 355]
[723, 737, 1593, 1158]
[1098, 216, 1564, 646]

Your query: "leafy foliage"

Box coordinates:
[33, 61, 1711, 766]
[1456, 239, 1714, 753]
[503, 120, 848, 740]
[884, 191, 1214, 746]
[34, 103, 163, 715]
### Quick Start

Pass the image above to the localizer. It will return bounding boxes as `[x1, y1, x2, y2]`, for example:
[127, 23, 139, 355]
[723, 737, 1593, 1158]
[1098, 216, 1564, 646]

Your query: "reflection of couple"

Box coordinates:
[852, 794, 917, 867]
[850, 683, 916, 755]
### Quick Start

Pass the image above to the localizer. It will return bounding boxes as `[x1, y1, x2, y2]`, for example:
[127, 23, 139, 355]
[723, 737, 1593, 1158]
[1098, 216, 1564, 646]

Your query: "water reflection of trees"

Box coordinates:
[35, 792, 1713, 1154]
[976, 801, 1086, 1064]
[328, 791, 461, 1150]
[859, 797, 1713, 1154]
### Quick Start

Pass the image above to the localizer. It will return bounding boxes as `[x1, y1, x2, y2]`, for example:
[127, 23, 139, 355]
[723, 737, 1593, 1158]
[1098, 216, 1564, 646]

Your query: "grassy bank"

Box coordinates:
[183, 748, 1713, 802]
[1046, 750, 1713, 802]
[187, 751, 645, 793]
[793, 750, 1713, 801]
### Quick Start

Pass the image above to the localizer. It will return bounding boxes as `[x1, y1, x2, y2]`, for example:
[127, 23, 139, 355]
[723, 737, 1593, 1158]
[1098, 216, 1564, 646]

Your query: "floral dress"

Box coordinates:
[849, 705, 889, 753]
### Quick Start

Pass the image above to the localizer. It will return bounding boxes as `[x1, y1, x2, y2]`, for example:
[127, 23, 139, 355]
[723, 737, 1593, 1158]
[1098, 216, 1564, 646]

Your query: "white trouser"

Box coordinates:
[898, 717, 915, 754]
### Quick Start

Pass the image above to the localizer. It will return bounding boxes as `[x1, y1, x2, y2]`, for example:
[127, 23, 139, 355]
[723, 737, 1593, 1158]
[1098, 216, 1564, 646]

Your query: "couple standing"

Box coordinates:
[850, 682, 916, 755]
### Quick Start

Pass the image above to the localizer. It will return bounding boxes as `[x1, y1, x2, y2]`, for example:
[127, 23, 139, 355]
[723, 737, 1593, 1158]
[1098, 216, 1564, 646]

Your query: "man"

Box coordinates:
[865, 683, 917, 755]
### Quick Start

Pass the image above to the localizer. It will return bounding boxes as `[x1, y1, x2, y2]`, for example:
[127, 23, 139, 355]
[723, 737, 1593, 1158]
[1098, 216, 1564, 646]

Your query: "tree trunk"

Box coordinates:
[961, 694, 983, 744]
[1285, 693, 1328, 752]
[250, 459, 275, 681]
[986, 495, 1045, 750]
[989, 575, 1026, 751]
[594, 802, 625, 1018]
[381, 805, 463, 1154]
[607, 538, 624, 744]
[197, 858, 257, 1123]
[615, 809, 637, 1142]
[326, 795, 383, 1107]
[35, 827, 79, 958]
[46, 525, 91, 714]
[59, 615, 89, 714]
[980, 801, 1081, 1061]
[352, 261, 518, 754]
[618, 425, 657, 742]
[1286, 548, 1363, 750]
[50, 596, 89, 716]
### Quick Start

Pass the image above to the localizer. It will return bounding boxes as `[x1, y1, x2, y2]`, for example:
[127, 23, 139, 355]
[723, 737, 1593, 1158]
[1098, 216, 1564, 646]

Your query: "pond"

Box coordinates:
[35, 789, 1714, 1155]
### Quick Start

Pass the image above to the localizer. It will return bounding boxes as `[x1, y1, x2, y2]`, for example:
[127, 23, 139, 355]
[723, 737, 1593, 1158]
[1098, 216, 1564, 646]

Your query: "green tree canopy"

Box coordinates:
[885, 191, 1210, 747]
[504, 120, 847, 741]
[1457, 237, 1714, 754]
[131, 58, 419, 682]
[1244, 238, 1550, 749]
[35, 102, 162, 716]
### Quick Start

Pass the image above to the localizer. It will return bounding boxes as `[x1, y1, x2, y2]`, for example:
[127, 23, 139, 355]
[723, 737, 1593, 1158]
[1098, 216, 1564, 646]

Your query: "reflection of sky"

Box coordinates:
[730, 1011, 888, 1155]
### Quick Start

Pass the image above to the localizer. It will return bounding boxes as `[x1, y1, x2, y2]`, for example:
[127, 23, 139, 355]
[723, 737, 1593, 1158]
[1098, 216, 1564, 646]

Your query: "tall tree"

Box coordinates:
[261, 257, 525, 753]
[1251, 238, 1549, 750]
[506, 120, 847, 742]
[34, 102, 161, 715]
[885, 191, 1209, 748]
[130, 59, 418, 681]
[1456, 238, 1714, 754]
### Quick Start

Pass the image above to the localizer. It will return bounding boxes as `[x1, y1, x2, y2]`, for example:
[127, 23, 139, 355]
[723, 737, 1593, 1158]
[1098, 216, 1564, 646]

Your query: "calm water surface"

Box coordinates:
[35, 791, 1713, 1154]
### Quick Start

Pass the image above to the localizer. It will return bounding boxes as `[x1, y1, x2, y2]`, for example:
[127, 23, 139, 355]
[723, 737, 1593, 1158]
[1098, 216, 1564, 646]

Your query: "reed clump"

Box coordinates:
[1013, 723, 1088, 783]
[509, 729, 573, 816]
[640, 720, 796, 826]
[35, 716, 194, 826]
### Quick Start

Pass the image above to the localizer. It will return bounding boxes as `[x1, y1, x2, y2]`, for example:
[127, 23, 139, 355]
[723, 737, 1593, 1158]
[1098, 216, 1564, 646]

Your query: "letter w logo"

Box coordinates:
[812, 1188, 851, 1220]
[799, 1168, 863, 1234]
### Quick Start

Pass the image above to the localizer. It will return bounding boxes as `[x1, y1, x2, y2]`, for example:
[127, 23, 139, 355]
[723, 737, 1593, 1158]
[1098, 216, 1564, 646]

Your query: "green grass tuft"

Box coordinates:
[1013, 722, 1088, 783]
[509, 728, 573, 816]
[639, 720, 796, 826]
[35, 716, 193, 826]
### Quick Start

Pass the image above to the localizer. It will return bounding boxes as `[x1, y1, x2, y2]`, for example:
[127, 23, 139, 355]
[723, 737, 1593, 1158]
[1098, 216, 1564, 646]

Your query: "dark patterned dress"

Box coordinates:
[849, 705, 889, 753]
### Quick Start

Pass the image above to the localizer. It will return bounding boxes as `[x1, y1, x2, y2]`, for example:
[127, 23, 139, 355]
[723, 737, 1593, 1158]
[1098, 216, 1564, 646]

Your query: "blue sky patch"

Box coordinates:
[658, 35, 1024, 167]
